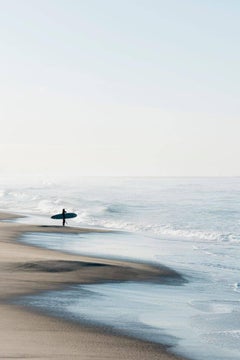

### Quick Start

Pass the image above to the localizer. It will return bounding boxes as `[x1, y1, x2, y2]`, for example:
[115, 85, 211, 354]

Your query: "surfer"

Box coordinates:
[62, 208, 66, 226]
[51, 211, 77, 223]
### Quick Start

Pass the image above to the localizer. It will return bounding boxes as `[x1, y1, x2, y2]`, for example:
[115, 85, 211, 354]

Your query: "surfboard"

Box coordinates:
[51, 212, 77, 220]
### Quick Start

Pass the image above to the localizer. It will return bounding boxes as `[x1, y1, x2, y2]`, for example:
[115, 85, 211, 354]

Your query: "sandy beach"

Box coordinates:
[0, 212, 186, 360]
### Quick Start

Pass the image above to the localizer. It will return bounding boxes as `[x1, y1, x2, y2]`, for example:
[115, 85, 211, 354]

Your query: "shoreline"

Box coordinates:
[0, 211, 188, 359]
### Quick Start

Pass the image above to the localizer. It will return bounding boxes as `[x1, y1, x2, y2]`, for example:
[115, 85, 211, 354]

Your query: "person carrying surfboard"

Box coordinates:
[51, 211, 77, 224]
[62, 208, 66, 226]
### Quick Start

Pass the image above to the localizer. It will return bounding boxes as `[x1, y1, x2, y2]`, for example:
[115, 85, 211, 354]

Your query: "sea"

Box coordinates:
[1, 176, 240, 360]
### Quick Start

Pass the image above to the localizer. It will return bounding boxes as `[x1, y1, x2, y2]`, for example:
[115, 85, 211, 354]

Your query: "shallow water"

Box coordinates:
[18, 281, 240, 360]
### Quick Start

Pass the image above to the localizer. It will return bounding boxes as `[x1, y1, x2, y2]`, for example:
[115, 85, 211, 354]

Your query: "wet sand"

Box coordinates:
[0, 212, 187, 359]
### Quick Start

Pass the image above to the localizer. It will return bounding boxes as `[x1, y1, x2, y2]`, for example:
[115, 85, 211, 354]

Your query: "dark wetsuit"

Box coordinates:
[62, 209, 66, 226]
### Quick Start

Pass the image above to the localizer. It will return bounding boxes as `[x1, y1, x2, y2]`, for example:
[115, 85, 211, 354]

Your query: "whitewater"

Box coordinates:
[2, 176, 240, 360]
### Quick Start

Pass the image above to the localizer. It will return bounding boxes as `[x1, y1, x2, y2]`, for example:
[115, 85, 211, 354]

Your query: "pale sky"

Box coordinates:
[0, 0, 240, 176]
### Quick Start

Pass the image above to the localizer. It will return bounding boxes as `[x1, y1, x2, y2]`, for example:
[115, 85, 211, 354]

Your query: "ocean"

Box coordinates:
[2, 176, 240, 360]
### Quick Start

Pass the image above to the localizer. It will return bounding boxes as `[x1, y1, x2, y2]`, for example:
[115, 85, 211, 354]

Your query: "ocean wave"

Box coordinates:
[74, 216, 240, 243]
[0, 183, 239, 245]
[104, 204, 126, 214]
[233, 283, 240, 293]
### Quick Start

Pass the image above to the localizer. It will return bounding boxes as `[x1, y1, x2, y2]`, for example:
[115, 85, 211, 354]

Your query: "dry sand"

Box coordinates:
[0, 212, 187, 360]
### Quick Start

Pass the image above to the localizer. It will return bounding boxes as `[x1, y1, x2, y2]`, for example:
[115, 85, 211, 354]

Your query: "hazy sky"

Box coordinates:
[1, 0, 240, 176]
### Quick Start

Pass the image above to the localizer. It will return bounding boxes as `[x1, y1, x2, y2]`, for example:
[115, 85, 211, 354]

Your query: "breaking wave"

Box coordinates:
[83, 219, 240, 243]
